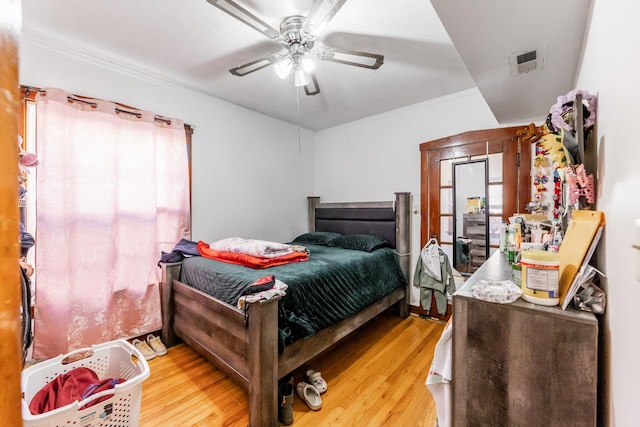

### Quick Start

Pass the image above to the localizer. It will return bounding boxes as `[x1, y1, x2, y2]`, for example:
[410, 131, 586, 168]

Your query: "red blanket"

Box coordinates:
[197, 241, 308, 268]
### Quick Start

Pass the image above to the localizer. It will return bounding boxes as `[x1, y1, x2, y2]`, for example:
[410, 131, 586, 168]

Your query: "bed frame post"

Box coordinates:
[160, 262, 182, 347]
[247, 297, 280, 427]
[395, 192, 411, 318]
[308, 196, 320, 232]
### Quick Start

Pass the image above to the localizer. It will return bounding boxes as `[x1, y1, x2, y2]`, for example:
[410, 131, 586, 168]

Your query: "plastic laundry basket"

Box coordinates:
[21, 339, 150, 427]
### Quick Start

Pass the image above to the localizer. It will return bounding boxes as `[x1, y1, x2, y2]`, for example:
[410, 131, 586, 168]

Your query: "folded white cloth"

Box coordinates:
[471, 279, 522, 304]
[210, 237, 293, 258]
[237, 279, 288, 310]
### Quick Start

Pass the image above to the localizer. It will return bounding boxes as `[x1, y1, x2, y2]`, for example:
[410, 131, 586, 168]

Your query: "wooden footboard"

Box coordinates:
[161, 262, 280, 426]
[160, 265, 407, 427]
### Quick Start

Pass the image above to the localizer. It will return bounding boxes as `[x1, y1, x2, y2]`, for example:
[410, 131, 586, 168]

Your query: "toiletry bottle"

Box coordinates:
[499, 222, 507, 253]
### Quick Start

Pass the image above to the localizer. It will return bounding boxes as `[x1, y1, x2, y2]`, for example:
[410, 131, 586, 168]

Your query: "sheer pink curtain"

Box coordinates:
[33, 88, 190, 359]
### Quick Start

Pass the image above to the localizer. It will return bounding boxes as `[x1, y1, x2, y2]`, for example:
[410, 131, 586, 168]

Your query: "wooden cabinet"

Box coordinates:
[452, 252, 598, 427]
[417, 126, 531, 321]
[462, 213, 487, 272]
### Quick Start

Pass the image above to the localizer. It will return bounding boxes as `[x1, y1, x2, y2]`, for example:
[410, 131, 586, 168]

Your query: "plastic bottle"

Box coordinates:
[513, 223, 522, 250]
[499, 222, 507, 252]
[507, 224, 515, 250]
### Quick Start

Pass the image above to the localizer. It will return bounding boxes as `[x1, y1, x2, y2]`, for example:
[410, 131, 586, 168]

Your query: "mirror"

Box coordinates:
[453, 159, 489, 275]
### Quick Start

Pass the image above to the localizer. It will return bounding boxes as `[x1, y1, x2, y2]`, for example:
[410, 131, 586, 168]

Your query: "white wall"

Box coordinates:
[575, 1, 640, 425]
[18, 34, 502, 309]
[19, 34, 525, 310]
[314, 88, 500, 304]
[19, 36, 315, 244]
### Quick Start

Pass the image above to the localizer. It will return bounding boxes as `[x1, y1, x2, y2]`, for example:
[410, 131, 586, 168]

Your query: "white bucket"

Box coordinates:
[520, 250, 560, 306]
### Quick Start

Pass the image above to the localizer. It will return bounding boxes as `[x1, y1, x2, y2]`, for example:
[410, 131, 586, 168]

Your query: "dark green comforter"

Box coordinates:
[180, 244, 406, 345]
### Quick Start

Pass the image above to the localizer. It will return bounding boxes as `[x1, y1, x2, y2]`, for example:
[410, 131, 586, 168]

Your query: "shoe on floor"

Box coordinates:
[305, 369, 327, 394]
[278, 381, 294, 425]
[132, 338, 156, 360]
[146, 334, 168, 356]
[296, 382, 322, 411]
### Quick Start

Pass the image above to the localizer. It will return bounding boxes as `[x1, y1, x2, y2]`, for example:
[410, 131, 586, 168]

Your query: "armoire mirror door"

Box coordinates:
[453, 159, 488, 275]
[417, 126, 530, 321]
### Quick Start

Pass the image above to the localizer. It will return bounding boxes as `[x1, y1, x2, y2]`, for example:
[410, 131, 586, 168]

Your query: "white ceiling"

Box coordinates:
[20, 0, 592, 131]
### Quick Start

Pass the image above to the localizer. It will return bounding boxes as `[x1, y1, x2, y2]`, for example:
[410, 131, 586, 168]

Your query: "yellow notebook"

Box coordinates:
[558, 210, 605, 307]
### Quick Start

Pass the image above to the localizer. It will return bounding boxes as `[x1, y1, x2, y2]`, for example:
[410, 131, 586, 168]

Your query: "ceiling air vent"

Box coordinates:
[509, 46, 545, 76]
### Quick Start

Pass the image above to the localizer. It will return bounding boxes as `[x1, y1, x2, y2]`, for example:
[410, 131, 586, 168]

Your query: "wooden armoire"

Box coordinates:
[417, 127, 531, 321]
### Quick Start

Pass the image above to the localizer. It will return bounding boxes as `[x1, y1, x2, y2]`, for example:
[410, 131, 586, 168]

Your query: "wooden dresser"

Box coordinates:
[452, 252, 598, 426]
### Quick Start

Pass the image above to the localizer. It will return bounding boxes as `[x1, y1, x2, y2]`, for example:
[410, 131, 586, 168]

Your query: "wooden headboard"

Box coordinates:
[307, 192, 411, 281]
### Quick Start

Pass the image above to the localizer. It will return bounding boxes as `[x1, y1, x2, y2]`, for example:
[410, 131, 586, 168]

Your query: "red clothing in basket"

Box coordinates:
[29, 366, 125, 415]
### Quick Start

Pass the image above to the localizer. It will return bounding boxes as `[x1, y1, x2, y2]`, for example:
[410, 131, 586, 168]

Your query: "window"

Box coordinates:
[21, 86, 193, 358]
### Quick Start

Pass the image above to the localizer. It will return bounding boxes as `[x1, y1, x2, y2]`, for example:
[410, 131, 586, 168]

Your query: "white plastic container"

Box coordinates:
[22, 339, 150, 427]
[520, 250, 560, 306]
[499, 222, 507, 252]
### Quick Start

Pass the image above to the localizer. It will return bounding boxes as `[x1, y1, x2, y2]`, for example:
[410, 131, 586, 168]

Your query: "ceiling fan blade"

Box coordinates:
[301, 0, 348, 39]
[230, 54, 282, 76]
[206, 0, 281, 40]
[317, 47, 384, 69]
[304, 72, 320, 95]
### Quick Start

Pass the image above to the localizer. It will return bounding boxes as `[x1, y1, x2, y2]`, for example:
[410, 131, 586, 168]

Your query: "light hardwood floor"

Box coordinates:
[140, 311, 444, 426]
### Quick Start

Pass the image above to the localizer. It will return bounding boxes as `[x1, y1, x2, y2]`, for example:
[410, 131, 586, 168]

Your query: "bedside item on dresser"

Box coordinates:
[520, 250, 560, 306]
[574, 280, 606, 314]
[471, 279, 522, 304]
[559, 210, 605, 309]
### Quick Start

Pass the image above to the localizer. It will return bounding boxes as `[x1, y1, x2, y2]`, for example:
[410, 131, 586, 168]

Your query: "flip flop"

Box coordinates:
[305, 369, 327, 394]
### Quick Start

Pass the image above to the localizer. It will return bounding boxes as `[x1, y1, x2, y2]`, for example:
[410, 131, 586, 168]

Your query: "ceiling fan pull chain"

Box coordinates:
[296, 87, 302, 155]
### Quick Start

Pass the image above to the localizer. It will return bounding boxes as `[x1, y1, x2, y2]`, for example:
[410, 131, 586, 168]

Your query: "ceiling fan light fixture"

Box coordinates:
[274, 57, 293, 79]
[208, 0, 383, 96]
[294, 67, 309, 87]
[301, 56, 315, 72]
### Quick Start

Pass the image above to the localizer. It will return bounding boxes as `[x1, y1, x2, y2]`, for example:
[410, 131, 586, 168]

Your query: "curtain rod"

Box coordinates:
[21, 85, 194, 130]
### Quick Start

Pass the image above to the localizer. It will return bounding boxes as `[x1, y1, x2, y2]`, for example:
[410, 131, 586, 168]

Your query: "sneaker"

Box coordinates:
[132, 338, 156, 360]
[146, 334, 168, 356]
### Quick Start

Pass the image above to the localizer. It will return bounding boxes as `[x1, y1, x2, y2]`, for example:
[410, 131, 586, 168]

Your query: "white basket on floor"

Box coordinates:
[22, 339, 150, 427]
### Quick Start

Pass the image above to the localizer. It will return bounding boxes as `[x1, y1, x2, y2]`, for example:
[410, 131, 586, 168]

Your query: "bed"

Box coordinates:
[159, 192, 411, 427]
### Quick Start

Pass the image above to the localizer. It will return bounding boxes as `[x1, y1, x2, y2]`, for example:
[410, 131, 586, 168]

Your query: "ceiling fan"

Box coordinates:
[206, 0, 384, 95]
